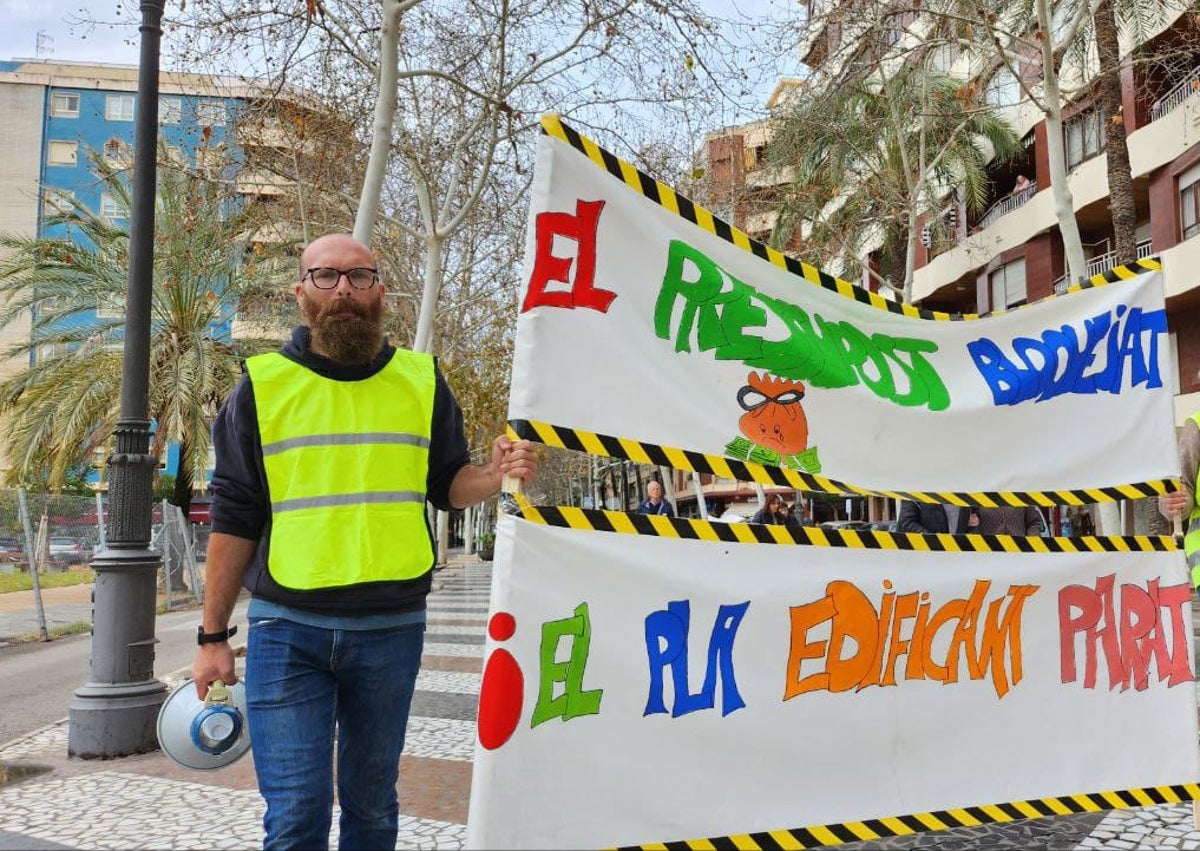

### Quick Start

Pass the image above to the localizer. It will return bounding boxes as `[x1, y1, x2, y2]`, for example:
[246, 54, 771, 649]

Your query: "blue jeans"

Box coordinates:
[245, 616, 425, 850]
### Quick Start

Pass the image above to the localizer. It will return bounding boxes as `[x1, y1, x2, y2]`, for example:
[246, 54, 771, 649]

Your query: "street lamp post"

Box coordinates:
[68, 0, 167, 758]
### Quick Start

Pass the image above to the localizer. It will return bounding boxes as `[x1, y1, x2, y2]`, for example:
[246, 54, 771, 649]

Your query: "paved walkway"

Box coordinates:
[0, 583, 95, 643]
[0, 581, 202, 643]
[1, 559, 1200, 849]
[0, 556, 487, 850]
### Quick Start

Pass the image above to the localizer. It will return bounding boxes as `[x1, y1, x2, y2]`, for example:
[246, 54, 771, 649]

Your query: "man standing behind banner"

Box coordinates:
[1159, 413, 1199, 588]
[898, 502, 1044, 535]
[898, 501, 974, 533]
[637, 480, 675, 517]
[192, 233, 538, 850]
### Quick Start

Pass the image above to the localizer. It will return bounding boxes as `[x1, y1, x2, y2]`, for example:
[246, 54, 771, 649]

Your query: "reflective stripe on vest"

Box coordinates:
[1187, 413, 1200, 589]
[246, 350, 435, 590]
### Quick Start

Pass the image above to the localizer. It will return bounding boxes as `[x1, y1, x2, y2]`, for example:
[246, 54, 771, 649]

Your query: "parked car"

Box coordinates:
[0, 536, 26, 566]
[864, 520, 899, 533]
[47, 536, 91, 567]
[818, 520, 872, 532]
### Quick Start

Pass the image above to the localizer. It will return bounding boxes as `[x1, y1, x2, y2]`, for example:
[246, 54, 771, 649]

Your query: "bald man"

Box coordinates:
[195, 234, 538, 849]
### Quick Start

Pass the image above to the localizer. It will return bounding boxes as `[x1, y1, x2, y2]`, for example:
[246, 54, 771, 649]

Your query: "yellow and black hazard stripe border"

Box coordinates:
[510, 418, 1178, 509]
[609, 783, 1200, 850]
[539, 114, 1162, 323]
[512, 497, 1178, 553]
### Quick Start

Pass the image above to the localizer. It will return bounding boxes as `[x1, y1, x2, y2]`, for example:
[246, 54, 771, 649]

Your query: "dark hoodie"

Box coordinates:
[208, 326, 471, 615]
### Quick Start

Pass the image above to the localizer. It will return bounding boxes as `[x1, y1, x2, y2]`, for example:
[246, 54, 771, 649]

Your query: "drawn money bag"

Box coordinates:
[737, 372, 809, 455]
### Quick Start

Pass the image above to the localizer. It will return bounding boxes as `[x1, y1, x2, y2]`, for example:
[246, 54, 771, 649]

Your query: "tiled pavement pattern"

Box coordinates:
[0, 559, 494, 850]
[4, 560, 1200, 849]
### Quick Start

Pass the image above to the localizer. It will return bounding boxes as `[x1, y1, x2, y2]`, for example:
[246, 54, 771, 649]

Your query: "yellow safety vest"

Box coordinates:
[246, 350, 435, 591]
[1187, 413, 1200, 589]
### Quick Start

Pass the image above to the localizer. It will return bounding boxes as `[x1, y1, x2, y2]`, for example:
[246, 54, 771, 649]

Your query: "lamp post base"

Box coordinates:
[68, 681, 166, 759]
[67, 547, 165, 759]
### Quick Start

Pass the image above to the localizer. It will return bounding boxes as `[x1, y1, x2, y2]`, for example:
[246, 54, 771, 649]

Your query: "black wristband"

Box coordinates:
[197, 624, 238, 645]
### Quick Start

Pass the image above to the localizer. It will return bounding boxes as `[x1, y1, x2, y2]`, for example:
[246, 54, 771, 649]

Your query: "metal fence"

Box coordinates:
[0, 488, 205, 638]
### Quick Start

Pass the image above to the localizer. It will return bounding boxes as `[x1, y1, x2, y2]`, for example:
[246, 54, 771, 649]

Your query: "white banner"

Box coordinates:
[509, 128, 1178, 495]
[466, 516, 1198, 849]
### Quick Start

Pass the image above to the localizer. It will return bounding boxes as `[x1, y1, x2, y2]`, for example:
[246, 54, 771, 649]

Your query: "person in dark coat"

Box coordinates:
[750, 493, 785, 525]
[636, 481, 675, 517]
[779, 502, 803, 528]
[897, 500, 973, 534]
[898, 501, 1045, 535]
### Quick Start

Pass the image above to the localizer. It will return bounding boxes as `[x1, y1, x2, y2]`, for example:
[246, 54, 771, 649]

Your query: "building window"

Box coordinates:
[989, 258, 1027, 309]
[1180, 162, 1200, 240]
[196, 143, 227, 174]
[47, 140, 78, 166]
[106, 94, 136, 122]
[50, 92, 79, 117]
[43, 188, 74, 214]
[1064, 107, 1106, 170]
[99, 193, 126, 222]
[160, 97, 182, 125]
[96, 292, 124, 319]
[103, 138, 131, 165]
[986, 68, 1021, 108]
[196, 101, 226, 127]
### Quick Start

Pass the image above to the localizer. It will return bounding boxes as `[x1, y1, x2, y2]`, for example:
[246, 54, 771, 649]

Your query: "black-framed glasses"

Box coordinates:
[304, 267, 380, 290]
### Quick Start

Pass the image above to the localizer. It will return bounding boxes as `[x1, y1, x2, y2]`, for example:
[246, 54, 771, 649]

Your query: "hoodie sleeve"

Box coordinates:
[425, 365, 471, 512]
[208, 374, 269, 541]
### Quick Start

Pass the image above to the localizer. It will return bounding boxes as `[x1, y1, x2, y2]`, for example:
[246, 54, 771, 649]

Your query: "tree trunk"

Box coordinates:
[1037, 0, 1088, 282]
[172, 439, 193, 520]
[1095, 0, 1138, 265]
[1094, 1, 1139, 538]
[352, 0, 403, 244]
[413, 233, 444, 354]
[169, 440, 193, 592]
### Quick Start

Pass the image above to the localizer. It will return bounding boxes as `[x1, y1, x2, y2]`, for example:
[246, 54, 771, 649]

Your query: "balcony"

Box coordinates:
[1151, 66, 1200, 122]
[977, 181, 1037, 230]
[1052, 239, 1153, 293]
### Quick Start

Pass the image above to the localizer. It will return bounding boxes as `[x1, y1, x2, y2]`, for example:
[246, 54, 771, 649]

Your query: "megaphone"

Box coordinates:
[157, 679, 251, 770]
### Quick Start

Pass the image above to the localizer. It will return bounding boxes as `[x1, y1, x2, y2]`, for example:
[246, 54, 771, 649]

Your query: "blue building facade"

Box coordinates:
[0, 60, 257, 485]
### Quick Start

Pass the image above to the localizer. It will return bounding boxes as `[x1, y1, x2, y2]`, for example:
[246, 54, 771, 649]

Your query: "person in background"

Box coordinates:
[1013, 173, 1031, 194]
[898, 500, 973, 534]
[972, 506, 1045, 536]
[1158, 413, 1199, 588]
[637, 480, 675, 517]
[898, 500, 1044, 535]
[750, 493, 785, 525]
[778, 502, 800, 529]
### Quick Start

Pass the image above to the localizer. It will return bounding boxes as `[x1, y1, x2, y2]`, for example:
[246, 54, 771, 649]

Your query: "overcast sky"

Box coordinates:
[0, 1, 140, 65]
[0, 0, 800, 124]
[2, 2, 798, 62]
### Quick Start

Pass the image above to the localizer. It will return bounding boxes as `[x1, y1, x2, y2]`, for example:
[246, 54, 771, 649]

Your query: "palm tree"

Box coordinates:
[769, 61, 1022, 303]
[0, 146, 281, 515]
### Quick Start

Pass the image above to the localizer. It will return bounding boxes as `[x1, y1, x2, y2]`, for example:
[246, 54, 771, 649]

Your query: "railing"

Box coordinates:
[977, 181, 1037, 230]
[1151, 66, 1200, 122]
[1052, 239, 1154, 293]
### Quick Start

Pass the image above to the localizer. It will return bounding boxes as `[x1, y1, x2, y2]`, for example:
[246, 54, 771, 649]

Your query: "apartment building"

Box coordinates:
[691, 5, 1200, 523]
[0, 59, 313, 481]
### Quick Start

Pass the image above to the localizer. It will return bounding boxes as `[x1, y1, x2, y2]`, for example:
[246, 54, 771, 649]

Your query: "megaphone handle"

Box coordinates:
[204, 679, 233, 707]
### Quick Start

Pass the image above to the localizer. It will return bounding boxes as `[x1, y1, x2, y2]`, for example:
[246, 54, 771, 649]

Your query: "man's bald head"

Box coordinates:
[299, 233, 375, 278]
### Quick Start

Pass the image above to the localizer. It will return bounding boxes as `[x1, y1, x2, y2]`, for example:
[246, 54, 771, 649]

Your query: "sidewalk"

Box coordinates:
[0, 554, 488, 850]
[0, 581, 204, 644]
[0, 584, 95, 644]
[2, 558, 1200, 849]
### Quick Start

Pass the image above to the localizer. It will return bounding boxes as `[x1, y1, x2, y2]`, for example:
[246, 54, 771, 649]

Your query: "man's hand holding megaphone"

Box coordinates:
[192, 533, 258, 699]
